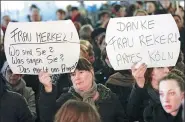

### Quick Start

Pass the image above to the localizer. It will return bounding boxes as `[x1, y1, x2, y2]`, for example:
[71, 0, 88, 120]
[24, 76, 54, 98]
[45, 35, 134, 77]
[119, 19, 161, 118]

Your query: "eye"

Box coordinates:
[70, 73, 75, 77]
[169, 92, 175, 96]
[79, 71, 84, 74]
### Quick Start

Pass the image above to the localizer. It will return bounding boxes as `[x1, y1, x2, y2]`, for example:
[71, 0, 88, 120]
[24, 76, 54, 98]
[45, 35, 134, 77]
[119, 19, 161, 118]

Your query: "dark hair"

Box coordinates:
[71, 7, 78, 11]
[30, 4, 39, 11]
[172, 14, 182, 21]
[55, 100, 101, 122]
[76, 57, 93, 71]
[56, 9, 66, 15]
[136, 1, 143, 6]
[113, 4, 122, 12]
[160, 69, 185, 92]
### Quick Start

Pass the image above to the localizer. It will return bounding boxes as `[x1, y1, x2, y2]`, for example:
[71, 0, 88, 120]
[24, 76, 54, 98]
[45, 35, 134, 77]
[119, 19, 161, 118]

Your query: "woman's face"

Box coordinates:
[146, 2, 156, 14]
[159, 80, 184, 116]
[71, 69, 93, 91]
[151, 67, 169, 90]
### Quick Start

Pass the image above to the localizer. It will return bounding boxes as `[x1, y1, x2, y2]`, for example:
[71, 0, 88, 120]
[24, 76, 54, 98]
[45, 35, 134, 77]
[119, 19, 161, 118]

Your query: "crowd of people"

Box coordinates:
[0, 1, 184, 122]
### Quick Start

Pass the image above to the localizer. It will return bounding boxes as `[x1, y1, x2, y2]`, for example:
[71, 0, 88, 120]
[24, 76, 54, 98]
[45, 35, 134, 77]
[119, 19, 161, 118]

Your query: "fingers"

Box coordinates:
[38, 71, 51, 83]
[132, 63, 147, 78]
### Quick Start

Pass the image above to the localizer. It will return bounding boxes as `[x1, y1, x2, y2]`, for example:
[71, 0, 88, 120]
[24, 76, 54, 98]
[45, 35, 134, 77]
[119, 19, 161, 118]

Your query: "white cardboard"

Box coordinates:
[105, 14, 180, 70]
[4, 20, 80, 74]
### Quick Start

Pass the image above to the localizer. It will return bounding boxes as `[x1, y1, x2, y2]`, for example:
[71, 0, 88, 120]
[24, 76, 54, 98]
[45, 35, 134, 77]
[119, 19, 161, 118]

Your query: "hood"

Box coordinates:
[106, 71, 134, 87]
[0, 74, 6, 99]
[1, 61, 9, 80]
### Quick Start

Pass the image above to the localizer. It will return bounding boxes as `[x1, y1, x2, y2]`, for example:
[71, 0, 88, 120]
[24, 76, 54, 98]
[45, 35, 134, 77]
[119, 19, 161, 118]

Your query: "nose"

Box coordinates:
[74, 72, 80, 80]
[164, 94, 170, 103]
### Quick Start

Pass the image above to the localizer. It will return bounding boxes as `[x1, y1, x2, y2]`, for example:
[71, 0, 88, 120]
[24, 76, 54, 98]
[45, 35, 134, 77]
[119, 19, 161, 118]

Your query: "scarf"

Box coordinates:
[69, 81, 97, 107]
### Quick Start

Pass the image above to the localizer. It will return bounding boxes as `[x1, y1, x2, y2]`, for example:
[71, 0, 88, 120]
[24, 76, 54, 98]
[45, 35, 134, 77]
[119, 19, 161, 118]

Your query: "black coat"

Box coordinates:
[0, 74, 34, 122]
[126, 84, 160, 122]
[39, 84, 128, 122]
[144, 103, 183, 122]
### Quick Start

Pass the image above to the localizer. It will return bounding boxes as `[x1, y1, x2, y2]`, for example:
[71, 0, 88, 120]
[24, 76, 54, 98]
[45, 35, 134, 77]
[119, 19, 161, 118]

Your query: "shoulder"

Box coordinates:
[2, 91, 27, 104]
[97, 84, 117, 101]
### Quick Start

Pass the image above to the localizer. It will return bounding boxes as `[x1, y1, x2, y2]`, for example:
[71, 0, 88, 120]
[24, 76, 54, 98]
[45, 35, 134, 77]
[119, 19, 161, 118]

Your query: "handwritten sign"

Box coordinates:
[105, 14, 180, 70]
[4, 20, 80, 74]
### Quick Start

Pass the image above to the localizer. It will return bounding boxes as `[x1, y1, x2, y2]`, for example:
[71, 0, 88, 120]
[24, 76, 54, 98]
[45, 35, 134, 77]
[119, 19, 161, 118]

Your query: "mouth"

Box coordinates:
[164, 105, 172, 110]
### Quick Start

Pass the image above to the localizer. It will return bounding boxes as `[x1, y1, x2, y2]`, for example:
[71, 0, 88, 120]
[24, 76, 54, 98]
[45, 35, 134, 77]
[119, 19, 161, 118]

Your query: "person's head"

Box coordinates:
[70, 58, 94, 92]
[173, 14, 183, 30]
[113, 4, 126, 17]
[145, 67, 170, 90]
[70, 7, 79, 18]
[2, 63, 23, 86]
[30, 8, 41, 22]
[79, 24, 94, 43]
[159, 69, 185, 116]
[80, 40, 95, 64]
[146, 1, 157, 14]
[134, 9, 148, 16]
[91, 28, 106, 46]
[56, 9, 66, 20]
[99, 11, 110, 22]
[2, 15, 11, 27]
[160, 0, 171, 9]
[55, 100, 101, 122]
[135, 1, 143, 9]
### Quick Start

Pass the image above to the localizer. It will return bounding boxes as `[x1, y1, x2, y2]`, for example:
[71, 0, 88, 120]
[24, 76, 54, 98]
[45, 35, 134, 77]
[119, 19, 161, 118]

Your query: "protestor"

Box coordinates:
[112, 4, 126, 17]
[173, 14, 185, 62]
[134, 9, 148, 16]
[91, 28, 106, 72]
[160, 0, 175, 14]
[79, 24, 94, 43]
[1, 61, 37, 120]
[127, 53, 184, 122]
[51, 40, 95, 98]
[104, 48, 134, 112]
[30, 6, 42, 22]
[39, 57, 127, 122]
[0, 52, 34, 122]
[96, 10, 110, 28]
[54, 100, 101, 122]
[80, 40, 95, 64]
[69, 7, 92, 26]
[1, 15, 11, 34]
[144, 69, 184, 122]
[135, 1, 144, 10]
[56, 9, 66, 20]
[145, 1, 157, 15]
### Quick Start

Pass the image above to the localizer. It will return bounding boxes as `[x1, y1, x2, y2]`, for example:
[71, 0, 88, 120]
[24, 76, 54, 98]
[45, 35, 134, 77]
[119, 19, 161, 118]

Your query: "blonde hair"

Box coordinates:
[55, 100, 101, 122]
[134, 9, 148, 16]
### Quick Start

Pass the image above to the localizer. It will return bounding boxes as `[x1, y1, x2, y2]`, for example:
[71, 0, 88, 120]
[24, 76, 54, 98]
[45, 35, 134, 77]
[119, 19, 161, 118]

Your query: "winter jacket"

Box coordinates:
[39, 84, 128, 122]
[127, 84, 160, 122]
[0, 74, 34, 122]
[1, 62, 37, 120]
[6, 79, 37, 120]
[144, 103, 183, 122]
[105, 71, 134, 111]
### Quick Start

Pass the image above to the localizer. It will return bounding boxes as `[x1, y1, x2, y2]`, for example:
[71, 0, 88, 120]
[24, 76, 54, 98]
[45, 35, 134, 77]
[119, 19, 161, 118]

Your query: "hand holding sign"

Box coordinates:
[131, 63, 147, 88]
[4, 20, 80, 74]
[105, 14, 181, 70]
